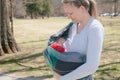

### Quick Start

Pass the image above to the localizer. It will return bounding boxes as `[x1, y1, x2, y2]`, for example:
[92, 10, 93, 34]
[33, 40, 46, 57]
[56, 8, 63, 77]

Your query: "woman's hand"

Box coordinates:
[56, 38, 66, 46]
[52, 70, 60, 80]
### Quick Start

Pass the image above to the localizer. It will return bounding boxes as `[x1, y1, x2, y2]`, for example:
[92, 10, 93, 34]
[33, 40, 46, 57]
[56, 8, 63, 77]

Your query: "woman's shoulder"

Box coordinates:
[89, 18, 104, 31]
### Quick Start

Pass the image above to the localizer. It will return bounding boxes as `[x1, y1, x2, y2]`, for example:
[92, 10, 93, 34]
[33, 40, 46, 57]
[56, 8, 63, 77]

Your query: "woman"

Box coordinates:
[53, 0, 104, 80]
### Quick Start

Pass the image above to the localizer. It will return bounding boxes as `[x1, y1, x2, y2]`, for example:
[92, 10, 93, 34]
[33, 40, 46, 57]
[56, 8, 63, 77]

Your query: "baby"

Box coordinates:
[50, 38, 66, 53]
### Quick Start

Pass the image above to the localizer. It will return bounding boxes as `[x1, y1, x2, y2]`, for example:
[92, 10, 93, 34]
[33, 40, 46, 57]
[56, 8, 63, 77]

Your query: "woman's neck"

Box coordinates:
[77, 14, 91, 34]
[80, 14, 91, 27]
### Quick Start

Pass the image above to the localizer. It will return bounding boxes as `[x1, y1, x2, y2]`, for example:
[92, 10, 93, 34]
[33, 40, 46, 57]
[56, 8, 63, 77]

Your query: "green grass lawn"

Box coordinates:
[0, 17, 120, 80]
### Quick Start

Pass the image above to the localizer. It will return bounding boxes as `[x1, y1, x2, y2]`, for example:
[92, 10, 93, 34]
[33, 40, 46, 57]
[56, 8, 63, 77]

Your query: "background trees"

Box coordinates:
[13, 0, 120, 18]
[26, 1, 41, 19]
[40, 0, 51, 18]
[13, 0, 51, 19]
[97, 0, 119, 16]
[0, 0, 18, 56]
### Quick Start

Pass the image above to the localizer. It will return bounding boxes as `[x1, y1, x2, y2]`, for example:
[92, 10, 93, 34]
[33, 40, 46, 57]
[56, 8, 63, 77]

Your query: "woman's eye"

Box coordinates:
[69, 13, 73, 15]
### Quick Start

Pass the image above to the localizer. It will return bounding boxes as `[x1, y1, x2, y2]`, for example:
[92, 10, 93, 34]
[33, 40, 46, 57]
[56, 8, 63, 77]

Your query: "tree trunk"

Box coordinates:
[0, 0, 19, 55]
[0, 0, 4, 56]
[10, 0, 14, 34]
[30, 13, 34, 19]
[114, 0, 118, 16]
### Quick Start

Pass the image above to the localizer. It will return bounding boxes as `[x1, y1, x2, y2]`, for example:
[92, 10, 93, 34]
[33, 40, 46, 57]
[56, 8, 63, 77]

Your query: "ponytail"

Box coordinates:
[88, 0, 97, 18]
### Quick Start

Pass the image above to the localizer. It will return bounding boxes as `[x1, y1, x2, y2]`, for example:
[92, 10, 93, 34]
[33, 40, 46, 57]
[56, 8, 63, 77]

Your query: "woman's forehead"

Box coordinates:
[64, 3, 76, 9]
[63, 4, 78, 12]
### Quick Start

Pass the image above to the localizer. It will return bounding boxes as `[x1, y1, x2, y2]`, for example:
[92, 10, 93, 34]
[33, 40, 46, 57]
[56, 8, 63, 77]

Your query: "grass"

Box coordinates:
[0, 16, 120, 80]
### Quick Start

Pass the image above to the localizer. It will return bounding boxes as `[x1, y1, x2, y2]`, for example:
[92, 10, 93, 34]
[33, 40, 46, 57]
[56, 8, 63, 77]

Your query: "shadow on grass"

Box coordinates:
[103, 46, 120, 53]
[102, 31, 120, 53]
[94, 77, 120, 80]
[15, 75, 53, 80]
[19, 39, 47, 44]
[94, 62, 120, 80]
[103, 43, 120, 53]
[0, 47, 119, 80]
[0, 66, 48, 76]
[0, 52, 43, 64]
[0, 52, 52, 80]
[99, 62, 120, 68]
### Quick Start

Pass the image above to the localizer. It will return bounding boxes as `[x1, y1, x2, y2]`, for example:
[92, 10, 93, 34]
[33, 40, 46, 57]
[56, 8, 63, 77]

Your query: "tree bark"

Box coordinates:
[114, 0, 118, 16]
[10, 0, 14, 34]
[0, 0, 4, 56]
[0, 0, 19, 55]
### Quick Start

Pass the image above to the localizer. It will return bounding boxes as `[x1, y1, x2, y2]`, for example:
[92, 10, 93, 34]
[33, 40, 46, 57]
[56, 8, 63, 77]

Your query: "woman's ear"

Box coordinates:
[79, 6, 86, 12]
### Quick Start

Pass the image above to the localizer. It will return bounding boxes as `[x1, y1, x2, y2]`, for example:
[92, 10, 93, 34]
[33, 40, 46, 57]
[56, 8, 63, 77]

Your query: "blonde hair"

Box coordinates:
[62, 0, 97, 18]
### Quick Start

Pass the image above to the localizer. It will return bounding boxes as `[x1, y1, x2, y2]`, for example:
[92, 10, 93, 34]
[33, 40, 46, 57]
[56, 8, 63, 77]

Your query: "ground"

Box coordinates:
[0, 17, 120, 80]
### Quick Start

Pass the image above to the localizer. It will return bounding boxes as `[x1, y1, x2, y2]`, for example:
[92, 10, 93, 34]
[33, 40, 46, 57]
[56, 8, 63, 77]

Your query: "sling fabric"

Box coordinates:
[43, 22, 93, 79]
[43, 46, 86, 75]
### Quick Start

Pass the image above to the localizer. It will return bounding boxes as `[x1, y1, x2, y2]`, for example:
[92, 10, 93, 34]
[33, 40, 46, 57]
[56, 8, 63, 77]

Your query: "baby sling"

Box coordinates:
[43, 22, 93, 79]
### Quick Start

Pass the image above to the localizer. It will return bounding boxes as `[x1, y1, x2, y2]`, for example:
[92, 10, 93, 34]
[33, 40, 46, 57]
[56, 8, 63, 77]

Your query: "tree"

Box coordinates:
[25, 0, 51, 19]
[0, 0, 19, 56]
[98, 0, 119, 16]
[40, 0, 51, 18]
[26, 2, 41, 19]
[113, 0, 119, 16]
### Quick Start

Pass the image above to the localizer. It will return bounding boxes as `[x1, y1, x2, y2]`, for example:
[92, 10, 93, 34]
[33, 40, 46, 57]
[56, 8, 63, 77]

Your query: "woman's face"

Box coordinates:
[63, 3, 83, 23]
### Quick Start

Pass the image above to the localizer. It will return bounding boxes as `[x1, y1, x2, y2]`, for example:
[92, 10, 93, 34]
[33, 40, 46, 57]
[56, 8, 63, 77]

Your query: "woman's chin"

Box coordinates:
[71, 19, 79, 23]
[72, 20, 76, 23]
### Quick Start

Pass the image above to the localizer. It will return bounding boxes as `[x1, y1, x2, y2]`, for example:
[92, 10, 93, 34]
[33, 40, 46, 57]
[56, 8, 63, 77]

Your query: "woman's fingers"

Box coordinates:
[56, 38, 66, 45]
[52, 71, 60, 80]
